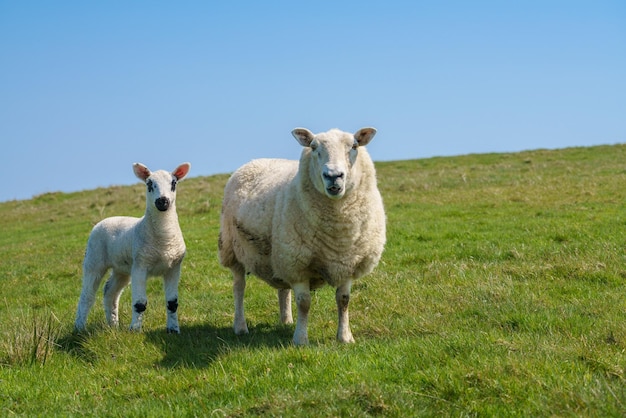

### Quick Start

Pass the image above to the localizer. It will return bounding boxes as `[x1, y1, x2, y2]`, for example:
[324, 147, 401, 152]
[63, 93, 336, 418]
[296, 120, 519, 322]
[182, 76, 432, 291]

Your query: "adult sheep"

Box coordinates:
[219, 127, 386, 345]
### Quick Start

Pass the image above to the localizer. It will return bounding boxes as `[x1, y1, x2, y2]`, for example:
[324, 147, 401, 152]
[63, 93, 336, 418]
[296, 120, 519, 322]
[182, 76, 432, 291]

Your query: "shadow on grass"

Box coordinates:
[56, 322, 295, 369]
[56, 324, 108, 366]
[145, 322, 295, 369]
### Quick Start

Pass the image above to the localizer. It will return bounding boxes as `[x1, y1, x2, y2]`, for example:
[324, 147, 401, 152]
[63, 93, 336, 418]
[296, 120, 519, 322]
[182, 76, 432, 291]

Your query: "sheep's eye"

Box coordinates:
[171, 179, 177, 192]
[147, 180, 154, 193]
[352, 141, 358, 150]
[310, 141, 318, 151]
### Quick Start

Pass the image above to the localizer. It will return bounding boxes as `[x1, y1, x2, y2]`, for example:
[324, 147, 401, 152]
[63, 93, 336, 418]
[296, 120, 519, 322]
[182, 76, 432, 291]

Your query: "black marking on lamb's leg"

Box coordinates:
[167, 298, 179, 313]
[134, 302, 147, 313]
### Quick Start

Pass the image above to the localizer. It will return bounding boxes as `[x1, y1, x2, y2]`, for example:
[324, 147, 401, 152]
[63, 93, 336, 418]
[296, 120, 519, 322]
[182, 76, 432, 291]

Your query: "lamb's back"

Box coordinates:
[85, 216, 139, 273]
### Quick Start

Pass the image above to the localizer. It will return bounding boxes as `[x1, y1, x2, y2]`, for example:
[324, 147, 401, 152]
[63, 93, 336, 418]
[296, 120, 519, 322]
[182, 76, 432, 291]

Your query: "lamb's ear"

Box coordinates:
[172, 162, 191, 181]
[354, 127, 377, 146]
[292, 128, 315, 147]
[133, 163, 151, 181]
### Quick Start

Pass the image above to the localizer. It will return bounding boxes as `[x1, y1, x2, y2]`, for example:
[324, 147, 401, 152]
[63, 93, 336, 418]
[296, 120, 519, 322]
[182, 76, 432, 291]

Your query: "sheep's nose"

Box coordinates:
[323, 171, 344, 183]
[323, 169, 345, 197]
[155, 197, 170, 212]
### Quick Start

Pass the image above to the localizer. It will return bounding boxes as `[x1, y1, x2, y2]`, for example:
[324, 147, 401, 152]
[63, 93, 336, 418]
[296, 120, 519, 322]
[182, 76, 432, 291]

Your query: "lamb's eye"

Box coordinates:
[171, 179, 177, 192]
[310, 142, 318, 151]
[147, 180, 154, 193]
[352, 141, 358, 150]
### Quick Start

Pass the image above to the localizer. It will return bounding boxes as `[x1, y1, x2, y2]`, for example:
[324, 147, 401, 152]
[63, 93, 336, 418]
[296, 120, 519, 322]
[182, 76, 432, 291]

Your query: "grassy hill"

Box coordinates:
[1, 145, 626, 416]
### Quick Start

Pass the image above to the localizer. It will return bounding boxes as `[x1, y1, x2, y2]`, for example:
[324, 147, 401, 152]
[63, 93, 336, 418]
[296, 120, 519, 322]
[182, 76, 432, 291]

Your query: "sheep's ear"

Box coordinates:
[133, 163, 151, 181]
[354, 127, 377, 146]
[172, 162, 191, 181]
[292, 128, 315, 147]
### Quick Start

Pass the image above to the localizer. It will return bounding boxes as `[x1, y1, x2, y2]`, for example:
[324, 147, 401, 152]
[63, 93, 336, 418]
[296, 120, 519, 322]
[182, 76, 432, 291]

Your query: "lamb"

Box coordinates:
[218, 127, 386, 345]
[74, 162, 191, 333]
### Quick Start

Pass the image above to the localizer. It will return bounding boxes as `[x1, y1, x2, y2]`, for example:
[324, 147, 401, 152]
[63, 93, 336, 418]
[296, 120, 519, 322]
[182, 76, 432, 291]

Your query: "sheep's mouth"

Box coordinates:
[326, 185, 344, 197]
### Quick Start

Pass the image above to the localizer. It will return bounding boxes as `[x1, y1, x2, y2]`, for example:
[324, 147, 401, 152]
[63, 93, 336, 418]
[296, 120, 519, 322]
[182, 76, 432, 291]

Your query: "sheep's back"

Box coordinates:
[219, 158, 298, 275]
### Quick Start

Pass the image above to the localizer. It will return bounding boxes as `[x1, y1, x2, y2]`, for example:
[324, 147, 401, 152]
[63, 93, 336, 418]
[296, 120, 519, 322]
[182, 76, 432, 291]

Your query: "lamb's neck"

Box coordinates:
[141, 209, 182, 240]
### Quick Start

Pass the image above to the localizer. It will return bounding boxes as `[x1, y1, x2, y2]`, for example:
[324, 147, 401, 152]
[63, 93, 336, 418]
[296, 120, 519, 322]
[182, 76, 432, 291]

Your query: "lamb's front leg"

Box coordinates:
[163, 264, 181, 334]
[292, 281, 311, 346]
[130, 266, 149, 331]
[336, 280, 355, 343]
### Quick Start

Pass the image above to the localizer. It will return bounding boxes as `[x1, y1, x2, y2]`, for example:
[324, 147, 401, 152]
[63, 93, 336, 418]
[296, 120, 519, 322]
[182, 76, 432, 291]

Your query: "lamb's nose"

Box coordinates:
[155, 197, 170, 212]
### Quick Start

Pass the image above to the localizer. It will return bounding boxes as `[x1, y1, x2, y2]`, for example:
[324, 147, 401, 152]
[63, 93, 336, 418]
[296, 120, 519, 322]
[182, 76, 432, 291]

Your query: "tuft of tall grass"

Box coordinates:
[1, 309, 61, 367]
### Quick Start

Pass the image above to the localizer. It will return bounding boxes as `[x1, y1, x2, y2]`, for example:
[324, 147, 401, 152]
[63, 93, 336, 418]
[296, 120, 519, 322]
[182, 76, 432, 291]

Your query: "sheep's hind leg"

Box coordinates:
[103, 271, 130, 327]
[74, 267, 107, 331]
[163, 264, 182, 334]
[232, 264, 249, 335]
[336, 280, 355, 343]
[292, 281, 311, 346]
[278, 288, 293, 324]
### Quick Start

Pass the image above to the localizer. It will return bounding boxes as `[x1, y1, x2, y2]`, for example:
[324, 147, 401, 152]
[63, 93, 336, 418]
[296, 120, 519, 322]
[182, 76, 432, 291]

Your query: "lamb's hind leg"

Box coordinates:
[103, 271, 130, 327]
[232, 264, 249, 335]
[163, 263, 182, 334]
[278, 288, 293, 324]
[336, 280, 355, 343]
[74, 267, 108, 331]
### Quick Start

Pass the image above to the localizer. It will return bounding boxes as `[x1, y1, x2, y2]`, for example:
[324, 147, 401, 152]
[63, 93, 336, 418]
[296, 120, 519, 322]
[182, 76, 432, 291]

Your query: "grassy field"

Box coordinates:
[1, 144, 626, 416]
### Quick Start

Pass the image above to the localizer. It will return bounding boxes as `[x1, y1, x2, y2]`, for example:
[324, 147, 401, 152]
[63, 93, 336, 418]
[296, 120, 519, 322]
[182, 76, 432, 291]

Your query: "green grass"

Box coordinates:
[2, 145, 626, 416]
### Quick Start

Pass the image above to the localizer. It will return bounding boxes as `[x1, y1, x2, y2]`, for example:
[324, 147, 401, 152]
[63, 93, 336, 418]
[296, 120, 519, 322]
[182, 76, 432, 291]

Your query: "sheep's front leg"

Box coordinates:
[163, 263, 182, 334]
[278, 288, 293, 324]
[130, 266, 149, 331]
[292, 281, 311, 346]
[336, 280, 355, 343]
[232, 264, 249, 335]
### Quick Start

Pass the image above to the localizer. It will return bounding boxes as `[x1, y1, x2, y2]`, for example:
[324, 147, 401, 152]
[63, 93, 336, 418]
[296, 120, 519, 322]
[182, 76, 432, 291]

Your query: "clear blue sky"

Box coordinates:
[1, 1, 625, 202]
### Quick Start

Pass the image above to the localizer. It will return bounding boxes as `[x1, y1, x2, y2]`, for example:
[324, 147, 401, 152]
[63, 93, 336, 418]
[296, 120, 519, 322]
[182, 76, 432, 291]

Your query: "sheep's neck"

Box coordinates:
[301, 172, 374, 215]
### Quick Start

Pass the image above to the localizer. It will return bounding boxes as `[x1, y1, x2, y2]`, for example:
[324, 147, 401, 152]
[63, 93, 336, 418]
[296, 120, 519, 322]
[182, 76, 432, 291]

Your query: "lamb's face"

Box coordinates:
[132, 162, 191, 213]
[292, 128, 377, 200]
[145, 170, 178, 212]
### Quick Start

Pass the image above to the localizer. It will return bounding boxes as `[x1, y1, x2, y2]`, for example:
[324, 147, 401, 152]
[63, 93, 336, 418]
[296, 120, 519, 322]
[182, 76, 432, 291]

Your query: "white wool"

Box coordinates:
[74, 162, 191, 333]
[219, 128, 386, 345]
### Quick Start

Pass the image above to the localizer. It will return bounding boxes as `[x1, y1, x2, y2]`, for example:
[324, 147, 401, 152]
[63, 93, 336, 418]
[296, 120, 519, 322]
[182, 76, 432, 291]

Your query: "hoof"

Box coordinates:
[234, 326, 249, 336]
[292, 336, 309, 346]
[234, 321, 249, 335]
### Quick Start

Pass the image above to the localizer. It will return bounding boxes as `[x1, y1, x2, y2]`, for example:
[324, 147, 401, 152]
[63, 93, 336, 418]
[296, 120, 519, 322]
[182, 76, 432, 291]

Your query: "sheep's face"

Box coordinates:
[292, 128, 377, 200]
[133, 163, 191, 213]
